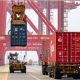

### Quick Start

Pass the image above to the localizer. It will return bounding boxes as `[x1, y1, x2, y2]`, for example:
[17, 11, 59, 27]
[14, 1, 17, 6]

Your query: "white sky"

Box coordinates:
[68, 5, 80, 31]
[5, 4, 80, 64]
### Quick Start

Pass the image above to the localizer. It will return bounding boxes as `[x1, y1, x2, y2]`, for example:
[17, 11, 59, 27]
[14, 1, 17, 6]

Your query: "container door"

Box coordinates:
[70, 33, 76, 63]
[63, 33, 69, 63]
[57, 32, 80, 64]
[75, 33, 80, 63]
[71, 33, 80, 63]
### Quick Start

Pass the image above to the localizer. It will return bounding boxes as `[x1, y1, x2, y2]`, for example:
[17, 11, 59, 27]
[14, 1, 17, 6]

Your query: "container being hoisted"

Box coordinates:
[42, 32, 80, 79]
[11, 4, 27, 46]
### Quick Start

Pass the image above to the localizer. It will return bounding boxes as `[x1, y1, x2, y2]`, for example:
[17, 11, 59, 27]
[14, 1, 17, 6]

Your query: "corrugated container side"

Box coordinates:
[47, 32, 80, 79]
[11, 24, 27, 46]
[71, 32, 80, 63]
[56, 32, 68, 63]
[56, 32, 80, 64]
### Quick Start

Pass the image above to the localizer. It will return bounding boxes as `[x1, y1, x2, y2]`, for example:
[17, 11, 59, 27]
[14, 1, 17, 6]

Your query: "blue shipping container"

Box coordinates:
[11, 23, 27, 46]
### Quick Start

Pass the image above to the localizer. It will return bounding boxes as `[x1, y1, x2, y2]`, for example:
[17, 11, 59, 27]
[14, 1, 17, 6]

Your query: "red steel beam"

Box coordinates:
[0, 35, 50, 60]
[64, 2, 80, 9]
[7, 1, 80, 10]
[1, 35, 50, 47]
[58, 1, 64, 32]
[0, 38, 6, 65]
[0, 1, 7, 35]
[6, 46, 40, 51]
[46, 1, 50, 34]
[38, 15, 43, 34]
[26, 15, 40, 34]
[38, 1, 43, 34]
[0, 1, 7, 65]
[27, 0, 57, 33]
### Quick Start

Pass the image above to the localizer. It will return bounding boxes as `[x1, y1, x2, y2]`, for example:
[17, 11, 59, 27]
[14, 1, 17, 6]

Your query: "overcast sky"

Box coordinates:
[68, 5, 80, 31]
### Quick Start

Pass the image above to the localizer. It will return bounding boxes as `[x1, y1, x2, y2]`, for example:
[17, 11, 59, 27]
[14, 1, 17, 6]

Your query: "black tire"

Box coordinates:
[73, 74, 80, 79]
[9, 66, 14, 73]
[49, 72, 53, 77]
[54, 69, 61, 79]
[23, 66, 26, 73]
[42, 71, 48, 75]
[21, 66, 26, 73]
[42, 67, 45, 75]
[42, 65, 48, 75]
[49, 69, 54, 78]
[42, 71, 46, 75]
[45, 71, 48, 75]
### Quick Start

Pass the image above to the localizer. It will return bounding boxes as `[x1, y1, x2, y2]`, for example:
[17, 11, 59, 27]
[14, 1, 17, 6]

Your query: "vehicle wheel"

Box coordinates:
[42, 66, 48, 75]
[54, 69, 61, 79]
[42, 71, 46, 75]
[42, 68, 45, 75]
[10, 66, 14, 73]
[73, 74, 80, 79]
[23, 66, 26, 73]
[49, 72, 53, 77]
[21, 66, 26, 73]
[45, 71, 48, 75]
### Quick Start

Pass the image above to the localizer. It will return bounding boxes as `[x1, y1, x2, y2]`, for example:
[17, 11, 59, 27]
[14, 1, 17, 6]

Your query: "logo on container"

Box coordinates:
[58, 36, 62, 42]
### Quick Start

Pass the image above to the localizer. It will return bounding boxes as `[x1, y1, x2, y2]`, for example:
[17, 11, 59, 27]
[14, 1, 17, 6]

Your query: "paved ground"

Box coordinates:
[0, 65, 75, 80]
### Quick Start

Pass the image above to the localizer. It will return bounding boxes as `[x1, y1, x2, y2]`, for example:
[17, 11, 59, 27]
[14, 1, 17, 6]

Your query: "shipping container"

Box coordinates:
[11, 23, 27, 46]
[49, 32, 80, 64]
[42, 32, 80, 79]
[56, 32, 80, 64]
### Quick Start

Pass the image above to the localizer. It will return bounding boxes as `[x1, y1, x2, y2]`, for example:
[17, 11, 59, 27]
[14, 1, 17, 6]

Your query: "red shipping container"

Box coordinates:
[49, 32, 80, 64]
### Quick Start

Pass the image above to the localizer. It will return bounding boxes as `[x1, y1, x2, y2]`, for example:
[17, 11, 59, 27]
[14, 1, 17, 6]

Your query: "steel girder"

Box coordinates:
[0, 1, 7, 35]
[0, 35, 50, 50]
[0, 35, 50, 65]
[27, 0, 57, 33]
[58, 1, 64, 32]
[7, 1, 80, 33]
[26, 15, 39, 34]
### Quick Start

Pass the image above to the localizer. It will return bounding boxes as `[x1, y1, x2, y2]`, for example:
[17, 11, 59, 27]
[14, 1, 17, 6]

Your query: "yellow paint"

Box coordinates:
[0, 65, 9, 80]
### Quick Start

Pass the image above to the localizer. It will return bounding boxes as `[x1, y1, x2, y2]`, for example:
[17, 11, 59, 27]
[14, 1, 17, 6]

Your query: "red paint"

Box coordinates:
[27, 0, 57, 32]
[58, 1, 64, 31]
[0, 35, 50, 56]
[50, 32, 80, 64]
[0, 1, 7, 35]
[0, 41, 6, 65]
